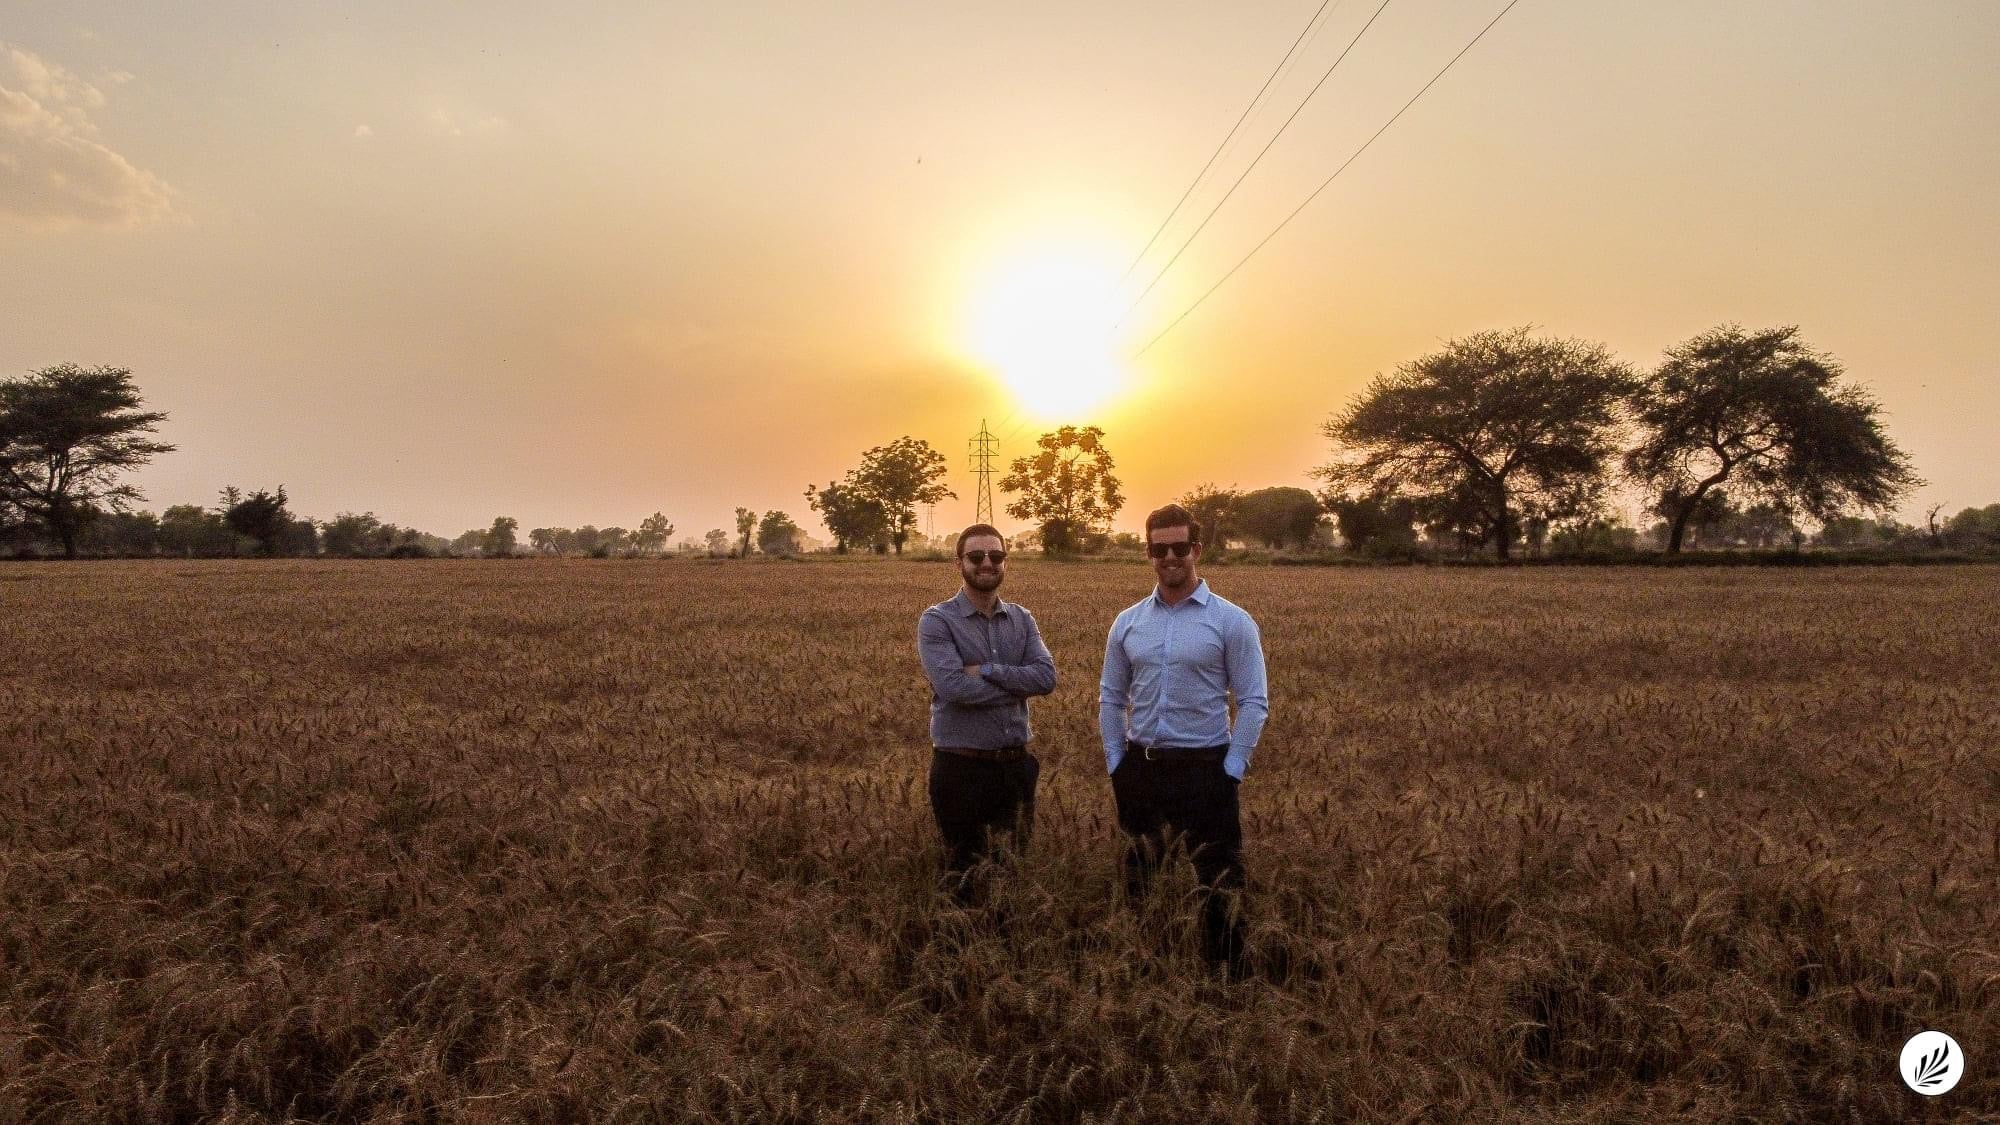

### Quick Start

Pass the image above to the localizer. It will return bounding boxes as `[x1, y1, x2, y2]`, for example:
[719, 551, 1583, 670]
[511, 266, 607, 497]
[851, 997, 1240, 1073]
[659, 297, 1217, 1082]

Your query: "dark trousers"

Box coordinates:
[1112, 745, 1246, 970]
[928, 750, 1039, 903]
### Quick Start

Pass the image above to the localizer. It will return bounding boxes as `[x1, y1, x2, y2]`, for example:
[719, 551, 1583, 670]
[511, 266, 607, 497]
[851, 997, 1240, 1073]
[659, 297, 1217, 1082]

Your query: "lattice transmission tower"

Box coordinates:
[968, 419, 999, 525]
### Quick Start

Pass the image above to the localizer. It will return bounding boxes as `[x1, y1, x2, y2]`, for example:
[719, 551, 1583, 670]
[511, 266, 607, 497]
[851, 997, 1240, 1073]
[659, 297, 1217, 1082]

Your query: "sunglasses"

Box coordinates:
[1147, 541, 1195, 559]
[962, 550, 1007, 565]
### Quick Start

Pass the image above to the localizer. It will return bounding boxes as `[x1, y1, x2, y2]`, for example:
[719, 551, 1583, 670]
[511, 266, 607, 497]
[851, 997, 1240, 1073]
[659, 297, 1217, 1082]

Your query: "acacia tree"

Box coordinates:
[849, 437, 953, 555]
[734, 507, 756, 557]
[998, 425, 1124, 555]
[0, 364, 175, 558]
[804, 480, 887, 553]
[1315, 328, 1631, 560]
[1626, 325, 1918, 553]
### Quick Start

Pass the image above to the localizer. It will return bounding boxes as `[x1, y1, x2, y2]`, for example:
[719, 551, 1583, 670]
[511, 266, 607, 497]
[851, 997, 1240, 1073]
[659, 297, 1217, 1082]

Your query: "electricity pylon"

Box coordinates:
[969, 419, 998, 525]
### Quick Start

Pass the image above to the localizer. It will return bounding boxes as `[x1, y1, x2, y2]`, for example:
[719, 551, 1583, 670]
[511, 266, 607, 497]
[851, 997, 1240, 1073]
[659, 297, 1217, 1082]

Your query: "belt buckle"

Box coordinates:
[1143, 743, 1156, 762]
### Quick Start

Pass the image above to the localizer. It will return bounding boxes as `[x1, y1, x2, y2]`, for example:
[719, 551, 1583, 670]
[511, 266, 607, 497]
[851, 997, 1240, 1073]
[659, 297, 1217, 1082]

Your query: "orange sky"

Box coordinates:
[4, 2, 1996, 541]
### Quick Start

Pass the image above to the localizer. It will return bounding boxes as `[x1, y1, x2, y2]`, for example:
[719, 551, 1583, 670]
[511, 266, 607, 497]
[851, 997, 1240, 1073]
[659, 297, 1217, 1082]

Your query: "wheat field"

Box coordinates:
[2, 559, 1996, 1122]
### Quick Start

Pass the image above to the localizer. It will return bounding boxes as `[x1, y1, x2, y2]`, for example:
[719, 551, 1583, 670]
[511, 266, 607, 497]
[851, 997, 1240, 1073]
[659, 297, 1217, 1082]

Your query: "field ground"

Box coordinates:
[2, 560, 1997, 1122]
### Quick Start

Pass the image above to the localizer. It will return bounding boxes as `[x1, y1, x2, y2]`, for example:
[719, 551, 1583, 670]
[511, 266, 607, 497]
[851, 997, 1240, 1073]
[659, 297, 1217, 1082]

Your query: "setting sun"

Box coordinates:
[963, 244, 1132, 419]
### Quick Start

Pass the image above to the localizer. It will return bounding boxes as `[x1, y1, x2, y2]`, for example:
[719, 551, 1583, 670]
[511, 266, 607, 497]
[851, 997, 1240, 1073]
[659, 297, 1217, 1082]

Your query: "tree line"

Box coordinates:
[7, 325, 1996, 561]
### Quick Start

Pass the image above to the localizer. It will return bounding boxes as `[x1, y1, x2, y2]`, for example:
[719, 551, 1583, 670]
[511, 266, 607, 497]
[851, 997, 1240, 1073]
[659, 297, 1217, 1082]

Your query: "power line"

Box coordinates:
[1118, 0, 1396, 323]
[1118, 0, 1343, 286]
[1135, 0, 1525, 358]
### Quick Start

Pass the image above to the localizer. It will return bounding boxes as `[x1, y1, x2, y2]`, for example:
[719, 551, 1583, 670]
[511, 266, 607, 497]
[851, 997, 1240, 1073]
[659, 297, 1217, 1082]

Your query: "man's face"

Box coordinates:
[959, 535, 1006, 593]
[1147, 524, 1200, 592]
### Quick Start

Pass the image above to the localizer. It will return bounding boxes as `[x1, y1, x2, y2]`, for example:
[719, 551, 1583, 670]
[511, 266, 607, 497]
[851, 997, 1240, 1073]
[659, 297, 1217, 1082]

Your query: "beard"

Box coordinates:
[964, 566, 1003, 592]
[1155, 560, 1192, 590]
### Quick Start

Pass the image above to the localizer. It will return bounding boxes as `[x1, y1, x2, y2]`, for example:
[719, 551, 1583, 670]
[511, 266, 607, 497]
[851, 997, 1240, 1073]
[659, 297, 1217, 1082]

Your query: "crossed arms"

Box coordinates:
[917, 609, 1057, 706]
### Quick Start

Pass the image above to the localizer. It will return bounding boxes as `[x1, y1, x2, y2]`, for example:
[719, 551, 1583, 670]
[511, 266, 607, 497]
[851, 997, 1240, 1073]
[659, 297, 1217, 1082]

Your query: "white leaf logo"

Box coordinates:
[1901, 1031, 1964, 1096]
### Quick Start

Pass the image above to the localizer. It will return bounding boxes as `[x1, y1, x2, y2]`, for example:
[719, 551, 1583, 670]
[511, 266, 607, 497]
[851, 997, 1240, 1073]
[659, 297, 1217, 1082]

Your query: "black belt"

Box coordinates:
[935, 745, 1028, 762]
[1127, 741, 1228, 764]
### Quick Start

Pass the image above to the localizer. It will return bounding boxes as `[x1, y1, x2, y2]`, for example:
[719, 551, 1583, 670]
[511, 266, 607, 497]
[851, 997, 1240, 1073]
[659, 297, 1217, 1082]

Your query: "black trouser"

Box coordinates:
[1112, 743, 1246, 969]
[928, 749, 1039, 903]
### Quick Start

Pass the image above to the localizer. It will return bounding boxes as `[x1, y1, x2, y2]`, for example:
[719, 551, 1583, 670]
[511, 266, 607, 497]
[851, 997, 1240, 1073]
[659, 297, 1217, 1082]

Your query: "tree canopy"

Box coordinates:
[804, 479, 888, 553]
[0, 364, 175, 557]
[1233, 486, 1322, 549]
[1315, 328, 1631, 560]
[1625, 325, 1919, 553]
[849, 437, 953, 555]
[756, 510, 803, 556]
[998, 425, 1124, 555]
[222, 487, 293, 556]
[1177, 483, 1239, 549]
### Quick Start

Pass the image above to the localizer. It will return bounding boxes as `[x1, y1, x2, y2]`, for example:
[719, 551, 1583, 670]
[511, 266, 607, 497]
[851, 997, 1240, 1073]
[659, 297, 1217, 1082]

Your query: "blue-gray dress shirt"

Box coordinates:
[1098, 579, 1269, 779]
[918, 590, 1057, 750]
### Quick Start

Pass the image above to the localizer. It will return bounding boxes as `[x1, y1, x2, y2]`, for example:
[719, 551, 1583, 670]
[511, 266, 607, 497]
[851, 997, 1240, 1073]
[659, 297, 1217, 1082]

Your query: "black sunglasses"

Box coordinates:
[1147, 541, 1195, 559]
[962, 549, 1007, 565]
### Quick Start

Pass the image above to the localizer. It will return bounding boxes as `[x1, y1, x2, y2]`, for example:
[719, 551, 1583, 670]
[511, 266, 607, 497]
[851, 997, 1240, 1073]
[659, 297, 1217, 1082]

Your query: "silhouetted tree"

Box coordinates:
[757, 510, 803, 556]
[160, 504, 231, 557]
[734, 508, 756, 557]
[849, 437, 954, 555]
[274, 517, 319, 557]
[805, 480, 889, 553]
[999, 425, 1124, 555]
[483, 517, 518, 558]
[1626, 325, 1919, 553]
[1942, 504, 2000, 549]
[1234, 486, 1322, 549]
[1178, 482, 1239, 550]
[1316, 328, 1631, 560]
[80, 509, 162, 556]
[1324, 489, 1419, 554]
[322, 512, 390, 557]
[704, 528, 729, 557]
[223, 487, 292, 556]
[635, 512, 674, 555]
[0, 364, 175, 558]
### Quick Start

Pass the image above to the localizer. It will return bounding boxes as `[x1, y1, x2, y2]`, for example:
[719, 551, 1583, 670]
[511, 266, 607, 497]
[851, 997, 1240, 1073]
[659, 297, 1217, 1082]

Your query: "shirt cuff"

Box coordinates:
[1224, 755, 1246, 781]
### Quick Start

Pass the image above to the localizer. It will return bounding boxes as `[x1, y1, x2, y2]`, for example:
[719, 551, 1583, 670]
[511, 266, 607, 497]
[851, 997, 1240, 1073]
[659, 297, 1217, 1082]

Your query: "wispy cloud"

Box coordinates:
[0, 41, 179, 230]
[426, 106, 507, 138]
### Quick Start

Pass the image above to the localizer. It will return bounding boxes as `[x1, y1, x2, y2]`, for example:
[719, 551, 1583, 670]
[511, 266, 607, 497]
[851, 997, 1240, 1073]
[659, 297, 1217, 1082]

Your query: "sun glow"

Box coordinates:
[963, 242, 1132, 419]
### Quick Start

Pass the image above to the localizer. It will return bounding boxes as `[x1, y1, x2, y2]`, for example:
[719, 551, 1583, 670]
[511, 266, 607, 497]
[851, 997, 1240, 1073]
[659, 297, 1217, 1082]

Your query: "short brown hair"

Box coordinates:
[955, 523, 1005, 557]
[1144, 504, 1200, 545]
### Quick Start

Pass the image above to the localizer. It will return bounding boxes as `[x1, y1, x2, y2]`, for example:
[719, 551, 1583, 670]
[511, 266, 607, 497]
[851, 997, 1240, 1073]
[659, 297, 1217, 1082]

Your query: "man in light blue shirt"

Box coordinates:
[1099, 502, 1268, 974]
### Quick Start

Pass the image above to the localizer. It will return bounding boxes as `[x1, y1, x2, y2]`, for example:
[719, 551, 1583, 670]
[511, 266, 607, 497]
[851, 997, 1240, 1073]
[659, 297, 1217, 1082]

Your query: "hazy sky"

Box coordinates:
[5, 1, 1996, 541]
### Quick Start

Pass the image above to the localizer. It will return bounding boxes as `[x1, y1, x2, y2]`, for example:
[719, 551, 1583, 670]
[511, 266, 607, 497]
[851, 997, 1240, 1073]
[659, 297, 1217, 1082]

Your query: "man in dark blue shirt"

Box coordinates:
[916, 523, 1057, 902]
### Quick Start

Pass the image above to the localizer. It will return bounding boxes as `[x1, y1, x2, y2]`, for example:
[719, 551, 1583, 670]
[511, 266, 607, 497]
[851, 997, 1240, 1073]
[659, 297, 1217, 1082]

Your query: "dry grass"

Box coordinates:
[2, 559, 1996, 1122]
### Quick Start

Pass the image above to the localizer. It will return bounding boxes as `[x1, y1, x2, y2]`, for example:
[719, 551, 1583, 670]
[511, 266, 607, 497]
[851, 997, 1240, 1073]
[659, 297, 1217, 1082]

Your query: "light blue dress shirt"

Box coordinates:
[1098, 578, 1269, 780]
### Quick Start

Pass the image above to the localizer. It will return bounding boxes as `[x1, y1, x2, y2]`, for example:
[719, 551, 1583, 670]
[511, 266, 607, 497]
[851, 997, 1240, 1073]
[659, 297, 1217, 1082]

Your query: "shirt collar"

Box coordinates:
[1152, 578, 1211, 607]
[952, 588, 1008, 617]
